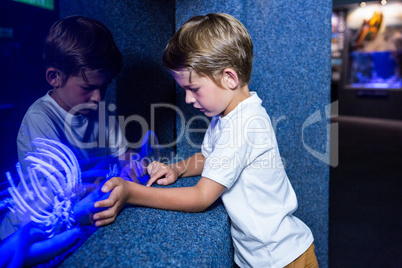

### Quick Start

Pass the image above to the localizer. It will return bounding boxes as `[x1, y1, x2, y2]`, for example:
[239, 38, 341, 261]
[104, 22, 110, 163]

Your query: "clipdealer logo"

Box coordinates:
[63, 100, 339, 167]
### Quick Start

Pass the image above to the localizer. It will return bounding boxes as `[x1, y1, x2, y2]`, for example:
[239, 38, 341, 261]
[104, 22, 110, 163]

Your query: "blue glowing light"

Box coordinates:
[0, 130, 160, 266]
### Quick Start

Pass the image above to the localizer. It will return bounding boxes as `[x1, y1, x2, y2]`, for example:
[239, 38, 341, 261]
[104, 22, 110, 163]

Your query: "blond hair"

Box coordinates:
[162, 13, 253, 87]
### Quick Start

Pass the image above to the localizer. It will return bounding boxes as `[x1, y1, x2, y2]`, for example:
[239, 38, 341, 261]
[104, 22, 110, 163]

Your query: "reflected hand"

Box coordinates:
[0, 223, 79, 267]
[120, 156, 149, 184]
[120, 163, 139, 183]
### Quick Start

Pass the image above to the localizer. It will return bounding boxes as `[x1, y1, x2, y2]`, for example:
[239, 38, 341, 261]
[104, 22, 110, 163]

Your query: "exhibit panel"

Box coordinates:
[332, 1, 402, 119]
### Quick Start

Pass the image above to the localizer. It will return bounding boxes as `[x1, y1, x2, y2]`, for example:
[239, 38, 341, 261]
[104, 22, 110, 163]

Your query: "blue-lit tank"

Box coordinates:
[349, 51, 401, 89]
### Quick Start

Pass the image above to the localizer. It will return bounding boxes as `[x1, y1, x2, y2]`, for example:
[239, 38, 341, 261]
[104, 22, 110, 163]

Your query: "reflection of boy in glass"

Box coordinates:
[1, 15, 132, 240]
[17, 16, 129, 173]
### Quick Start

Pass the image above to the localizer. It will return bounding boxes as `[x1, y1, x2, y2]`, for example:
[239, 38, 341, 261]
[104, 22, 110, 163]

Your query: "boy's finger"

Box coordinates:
[146, 176, 158, 187]
[94, 199, 111, 208]
[156, 178, 169, 185]
[147, 168, 169, 187]
[95, 217, 115, 227]
[146, 175, 162, 187]
[94, 190, 119, 208]
[93, 206, 116, 221]
[101, 177, 120, 193]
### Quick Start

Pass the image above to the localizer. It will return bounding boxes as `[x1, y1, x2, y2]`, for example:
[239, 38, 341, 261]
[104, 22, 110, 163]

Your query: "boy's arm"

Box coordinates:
[174, 152, 206, 177]
[146, 152, 205, 186]
[93, 176, 225, 226]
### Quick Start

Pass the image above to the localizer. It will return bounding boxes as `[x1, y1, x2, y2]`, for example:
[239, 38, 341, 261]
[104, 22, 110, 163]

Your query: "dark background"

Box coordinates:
[0, 0, 59, 185]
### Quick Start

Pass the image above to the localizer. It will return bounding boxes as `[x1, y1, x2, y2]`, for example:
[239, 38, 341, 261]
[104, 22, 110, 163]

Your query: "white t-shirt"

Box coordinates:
[201, 92, 314, 268]
[17, 91, 128, 171]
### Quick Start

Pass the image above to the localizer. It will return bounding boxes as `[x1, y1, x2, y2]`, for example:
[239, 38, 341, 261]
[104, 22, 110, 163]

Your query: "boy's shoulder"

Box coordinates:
[208, 92, 273, 143]
[22, 92, 66, 125]
[28, 93, 50, 109]
[26, 92, 62, 115]
[226, 92, 269, 122]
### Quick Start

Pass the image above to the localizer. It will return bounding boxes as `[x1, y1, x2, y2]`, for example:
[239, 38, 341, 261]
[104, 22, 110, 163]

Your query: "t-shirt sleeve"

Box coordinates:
[201, 115, 276, 189]
[17, 111, 62, 167]
[107, 117, 128, 157]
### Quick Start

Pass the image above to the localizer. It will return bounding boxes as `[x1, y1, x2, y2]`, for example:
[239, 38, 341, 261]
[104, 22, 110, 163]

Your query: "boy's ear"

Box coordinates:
[46, 68, 61, 88]
[222, 68, 239, 90]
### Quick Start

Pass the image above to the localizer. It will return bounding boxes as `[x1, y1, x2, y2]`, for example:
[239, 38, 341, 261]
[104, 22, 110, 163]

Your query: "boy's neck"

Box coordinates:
[50, 90, 69, 113]
[222, 85, 250, 117]
[50, 90, 79, 115]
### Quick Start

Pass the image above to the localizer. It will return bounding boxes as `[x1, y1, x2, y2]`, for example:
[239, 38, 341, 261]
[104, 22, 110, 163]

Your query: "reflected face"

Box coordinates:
[171, 69, 233, 117]
[51, 70, 113, 115]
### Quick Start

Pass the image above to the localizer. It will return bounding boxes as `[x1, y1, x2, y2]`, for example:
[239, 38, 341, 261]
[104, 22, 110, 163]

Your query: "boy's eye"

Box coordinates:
[81, 86, 94, 92]
[189, 87, 199, 93]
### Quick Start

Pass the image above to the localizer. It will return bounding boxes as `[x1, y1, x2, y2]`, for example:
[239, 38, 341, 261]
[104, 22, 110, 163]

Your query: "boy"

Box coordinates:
[0, 16, 130, 240]
[94, 13, 318, 267]
[17, 15, 128, 172]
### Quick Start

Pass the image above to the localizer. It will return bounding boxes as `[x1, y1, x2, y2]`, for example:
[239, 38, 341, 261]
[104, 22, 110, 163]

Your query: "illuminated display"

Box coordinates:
[12, 0, 54, 10]
[346, 2, 402, 89]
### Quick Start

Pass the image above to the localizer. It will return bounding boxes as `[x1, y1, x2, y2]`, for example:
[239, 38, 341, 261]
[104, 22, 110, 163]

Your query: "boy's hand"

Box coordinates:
[93, 177, 130, 227]
[146, 161, 180, 187]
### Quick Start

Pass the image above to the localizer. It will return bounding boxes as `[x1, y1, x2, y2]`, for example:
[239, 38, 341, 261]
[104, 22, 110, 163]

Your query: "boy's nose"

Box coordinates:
[185, 91, 196, 104]
[90, 89, 101, 102]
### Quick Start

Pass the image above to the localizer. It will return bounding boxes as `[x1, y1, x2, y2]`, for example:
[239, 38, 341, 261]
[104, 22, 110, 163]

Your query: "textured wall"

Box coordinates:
[175, 1, 332, 267]
[60, 0, 176, 151]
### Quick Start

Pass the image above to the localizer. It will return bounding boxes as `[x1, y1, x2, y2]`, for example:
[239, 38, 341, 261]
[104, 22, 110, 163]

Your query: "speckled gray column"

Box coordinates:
[175, 1, 331, 267]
